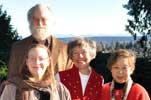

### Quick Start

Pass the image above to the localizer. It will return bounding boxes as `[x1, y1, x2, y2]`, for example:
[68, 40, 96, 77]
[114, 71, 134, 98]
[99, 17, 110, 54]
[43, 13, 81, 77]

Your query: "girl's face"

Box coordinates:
[26, 47, 50, 81]
[71, 46, 92, 70]
[111, 57, 133, 83]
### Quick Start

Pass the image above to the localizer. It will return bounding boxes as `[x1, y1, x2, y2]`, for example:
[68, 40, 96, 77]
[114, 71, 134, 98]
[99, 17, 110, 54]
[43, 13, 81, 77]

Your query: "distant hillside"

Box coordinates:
[58, 36, 151, 44]
[58, 36, 135, 44]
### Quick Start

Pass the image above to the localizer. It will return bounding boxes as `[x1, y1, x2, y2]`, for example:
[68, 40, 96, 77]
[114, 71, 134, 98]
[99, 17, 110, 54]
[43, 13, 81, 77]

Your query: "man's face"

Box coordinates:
[29, 5, 54, 41]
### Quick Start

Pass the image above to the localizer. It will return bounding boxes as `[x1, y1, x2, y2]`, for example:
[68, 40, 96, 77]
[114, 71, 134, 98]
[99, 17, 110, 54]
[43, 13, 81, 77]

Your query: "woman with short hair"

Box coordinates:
[100, 49, 150, 100]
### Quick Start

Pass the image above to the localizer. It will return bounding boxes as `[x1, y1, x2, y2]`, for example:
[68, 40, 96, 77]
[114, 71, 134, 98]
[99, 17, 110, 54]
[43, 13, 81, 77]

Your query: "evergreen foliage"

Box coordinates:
[123, 0, 151, 38]
[0, 5, 19, 81]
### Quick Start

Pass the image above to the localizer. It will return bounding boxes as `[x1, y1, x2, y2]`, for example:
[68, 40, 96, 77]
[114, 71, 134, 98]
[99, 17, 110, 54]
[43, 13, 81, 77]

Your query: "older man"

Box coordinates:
[8, 4, 72, 79]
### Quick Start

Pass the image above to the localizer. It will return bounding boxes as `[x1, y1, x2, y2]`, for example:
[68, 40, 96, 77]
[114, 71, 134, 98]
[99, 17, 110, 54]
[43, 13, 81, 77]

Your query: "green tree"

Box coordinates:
[0, 5, 20, 80]
[123, 0, 151, 39]
[0, 5, 19, 64]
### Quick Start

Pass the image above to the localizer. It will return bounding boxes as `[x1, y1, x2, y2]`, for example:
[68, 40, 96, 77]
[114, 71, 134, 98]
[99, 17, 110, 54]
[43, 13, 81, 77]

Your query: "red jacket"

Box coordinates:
[100, 83, 150, 100]
[59, 65, 104, 100]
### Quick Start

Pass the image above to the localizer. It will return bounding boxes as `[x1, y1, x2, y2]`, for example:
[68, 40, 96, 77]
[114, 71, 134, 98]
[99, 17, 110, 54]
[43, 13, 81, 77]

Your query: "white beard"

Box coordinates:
[30, 25, 51, 41]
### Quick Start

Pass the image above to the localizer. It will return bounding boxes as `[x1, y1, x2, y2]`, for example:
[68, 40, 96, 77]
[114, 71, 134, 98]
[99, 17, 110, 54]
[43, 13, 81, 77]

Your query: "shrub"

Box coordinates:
[0, 60, 8, 83]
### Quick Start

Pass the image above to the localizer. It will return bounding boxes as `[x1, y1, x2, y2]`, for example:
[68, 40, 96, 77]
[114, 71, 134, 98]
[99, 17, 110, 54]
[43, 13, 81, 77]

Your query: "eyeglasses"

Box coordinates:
[72, 50, 87, 56]
[27, 57, 49, 63]
[112, 66, 130, 73]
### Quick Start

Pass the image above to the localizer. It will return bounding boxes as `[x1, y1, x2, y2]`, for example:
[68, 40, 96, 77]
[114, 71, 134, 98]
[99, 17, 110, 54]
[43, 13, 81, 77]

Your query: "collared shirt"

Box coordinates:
[32, 36, 52, 49]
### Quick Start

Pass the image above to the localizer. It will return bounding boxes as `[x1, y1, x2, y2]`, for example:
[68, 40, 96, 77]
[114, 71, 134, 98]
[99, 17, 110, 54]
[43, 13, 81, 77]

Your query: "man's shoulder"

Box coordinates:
[52, 36, 66, 46]
[13, 36, 32, 44]
[12, 36, 33, 47]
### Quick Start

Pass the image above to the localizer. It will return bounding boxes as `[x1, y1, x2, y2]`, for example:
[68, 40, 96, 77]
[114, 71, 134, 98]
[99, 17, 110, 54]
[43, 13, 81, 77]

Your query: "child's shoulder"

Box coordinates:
[132, 83, 147, 91]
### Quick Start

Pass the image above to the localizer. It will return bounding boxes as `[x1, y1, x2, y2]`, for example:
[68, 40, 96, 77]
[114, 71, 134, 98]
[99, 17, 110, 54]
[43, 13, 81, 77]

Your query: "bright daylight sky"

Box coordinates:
[1, 0, 130, 38]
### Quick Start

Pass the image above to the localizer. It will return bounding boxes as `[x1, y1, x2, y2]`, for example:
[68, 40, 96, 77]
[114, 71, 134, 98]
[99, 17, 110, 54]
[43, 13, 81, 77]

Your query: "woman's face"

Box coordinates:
[71, 46, 92, 70]
[26, 47, 50, 81]
[111, 57, 133, 83]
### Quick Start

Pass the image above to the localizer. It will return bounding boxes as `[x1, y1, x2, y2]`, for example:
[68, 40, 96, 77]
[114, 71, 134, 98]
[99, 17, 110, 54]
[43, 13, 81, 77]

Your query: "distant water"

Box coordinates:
[58, 36, 135, 44]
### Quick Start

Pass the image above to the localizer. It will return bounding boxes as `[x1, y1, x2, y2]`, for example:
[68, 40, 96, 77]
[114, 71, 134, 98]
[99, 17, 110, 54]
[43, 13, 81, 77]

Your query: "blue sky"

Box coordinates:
[1, 0, 129, 38]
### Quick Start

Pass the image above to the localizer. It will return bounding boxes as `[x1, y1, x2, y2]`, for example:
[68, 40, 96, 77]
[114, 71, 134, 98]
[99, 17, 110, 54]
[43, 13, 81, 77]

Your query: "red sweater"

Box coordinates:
[59, 65, 104, 100]
[100, 83, 150, 100]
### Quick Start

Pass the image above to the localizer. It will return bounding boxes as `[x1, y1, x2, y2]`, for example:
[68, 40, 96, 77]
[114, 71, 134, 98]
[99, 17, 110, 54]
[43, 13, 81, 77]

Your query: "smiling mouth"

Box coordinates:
[32, 67, 40, 69]
[117, 76, 124, 79]
[78, 60, 86, 63]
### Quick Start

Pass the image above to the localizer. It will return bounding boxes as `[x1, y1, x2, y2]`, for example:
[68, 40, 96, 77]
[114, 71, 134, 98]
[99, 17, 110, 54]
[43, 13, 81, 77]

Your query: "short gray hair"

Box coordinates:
[67, 37, 97, 59]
